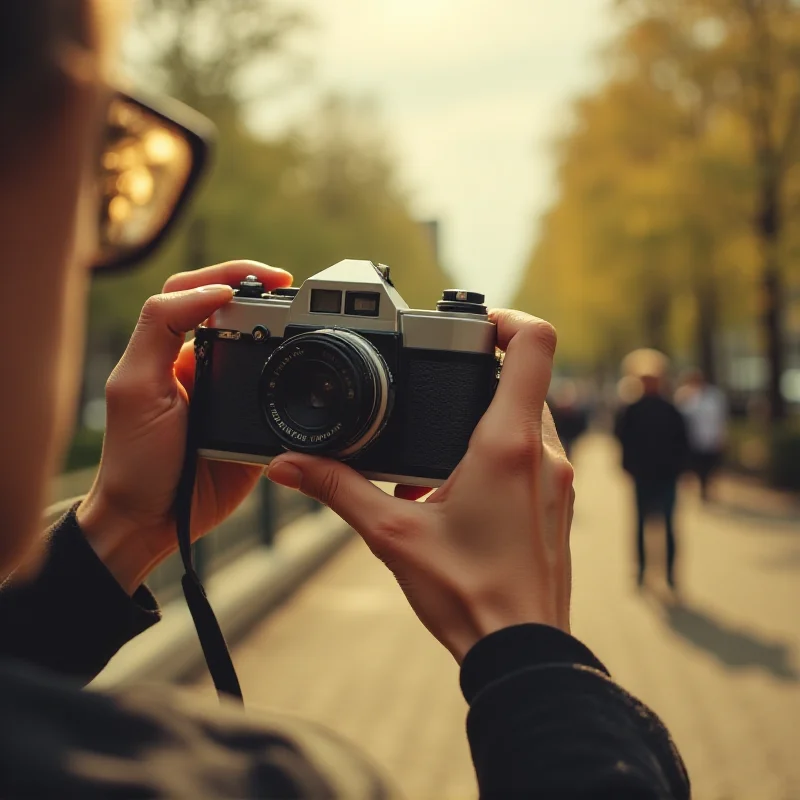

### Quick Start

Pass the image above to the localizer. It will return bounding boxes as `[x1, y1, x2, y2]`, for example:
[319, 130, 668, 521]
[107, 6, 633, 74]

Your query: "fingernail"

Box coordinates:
[196, 284, 233, 295]
[267, 461, 303, 490]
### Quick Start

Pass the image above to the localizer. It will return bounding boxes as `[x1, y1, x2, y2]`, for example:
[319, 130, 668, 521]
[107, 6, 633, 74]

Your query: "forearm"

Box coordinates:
[461, 625, 690, 799]
[0, 505, 160, 683]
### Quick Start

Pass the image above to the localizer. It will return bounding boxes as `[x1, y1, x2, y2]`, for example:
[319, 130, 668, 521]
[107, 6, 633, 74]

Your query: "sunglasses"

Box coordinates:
[94, 90, 214, 273]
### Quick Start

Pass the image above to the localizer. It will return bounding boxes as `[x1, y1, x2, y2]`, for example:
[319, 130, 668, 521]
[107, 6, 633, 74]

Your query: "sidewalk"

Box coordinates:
[714, 470, 800, 522]
[191, 435, 800, 799]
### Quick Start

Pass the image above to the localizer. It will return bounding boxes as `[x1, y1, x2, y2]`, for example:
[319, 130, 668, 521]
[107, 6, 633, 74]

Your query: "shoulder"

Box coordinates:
[666, 400, 687, 422]
[0, 661, 395, 799]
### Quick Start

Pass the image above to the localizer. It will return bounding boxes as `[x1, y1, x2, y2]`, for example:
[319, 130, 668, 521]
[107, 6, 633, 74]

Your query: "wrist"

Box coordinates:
[460, 624, 609, 703]
[443, 610, 570, 665]
[76, 489, 173, 595]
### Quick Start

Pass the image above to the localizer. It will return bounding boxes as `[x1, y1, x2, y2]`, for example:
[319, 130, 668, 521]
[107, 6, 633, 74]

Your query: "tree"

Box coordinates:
[125, 0, 308, 114]
[617, 0, 800, 416]
[86, 4, 447, 384]
[514, 0, 800, 405]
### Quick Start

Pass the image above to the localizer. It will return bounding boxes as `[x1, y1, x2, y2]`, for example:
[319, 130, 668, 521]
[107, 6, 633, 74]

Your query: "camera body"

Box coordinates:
[193, 260, 499, 487]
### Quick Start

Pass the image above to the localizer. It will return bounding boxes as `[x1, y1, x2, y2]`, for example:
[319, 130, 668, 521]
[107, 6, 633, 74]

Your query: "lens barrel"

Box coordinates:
[260, 330, 393, 457]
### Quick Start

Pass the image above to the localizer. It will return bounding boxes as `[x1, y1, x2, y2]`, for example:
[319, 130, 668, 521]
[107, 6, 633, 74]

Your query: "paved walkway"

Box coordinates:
[192, 435, 800, 799]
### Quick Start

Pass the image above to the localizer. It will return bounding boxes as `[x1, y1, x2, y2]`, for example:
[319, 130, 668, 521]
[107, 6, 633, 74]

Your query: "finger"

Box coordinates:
[174, 340, 196, 397]
[266, 453, 415, 535]
[162, 260, 293, 294]
[394, 484, 433, 501]
[113, 285, 232, 396]
[542, 403, 568, 461]
[480, 309, 556, 431]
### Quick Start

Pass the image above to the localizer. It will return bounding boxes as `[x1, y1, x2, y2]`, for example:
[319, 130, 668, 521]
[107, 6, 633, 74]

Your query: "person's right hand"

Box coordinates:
[266, 310, 575, 663]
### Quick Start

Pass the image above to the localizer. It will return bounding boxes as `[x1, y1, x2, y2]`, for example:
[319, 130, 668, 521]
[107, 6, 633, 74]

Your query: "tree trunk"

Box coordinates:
[740, 0, 787, 420]
[756, 181, 786, 420]
[696, 284, 717, 385]
[644, 286, 670, 355]
[688, 231, 718, 385]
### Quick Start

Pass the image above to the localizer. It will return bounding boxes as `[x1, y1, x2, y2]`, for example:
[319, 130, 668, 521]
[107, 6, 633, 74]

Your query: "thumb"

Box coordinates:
[115, 285, 233, 394]
[267, 453, 406, 534]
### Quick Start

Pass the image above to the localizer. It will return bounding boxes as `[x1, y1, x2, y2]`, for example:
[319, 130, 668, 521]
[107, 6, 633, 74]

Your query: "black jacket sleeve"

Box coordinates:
[0, 506, 160, 683]
[461, 624, 690, 799]
[671, 405, 691, 472]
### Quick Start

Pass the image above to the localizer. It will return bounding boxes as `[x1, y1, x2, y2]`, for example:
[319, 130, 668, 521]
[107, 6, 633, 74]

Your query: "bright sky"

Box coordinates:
[251, 0, 614, 307]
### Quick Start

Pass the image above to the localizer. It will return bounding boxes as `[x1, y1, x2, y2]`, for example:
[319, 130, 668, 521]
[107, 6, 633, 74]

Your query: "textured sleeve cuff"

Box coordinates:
[0, 505, 161, 681]
[460, 623, 609, 704]
[460, 626, 690, 799]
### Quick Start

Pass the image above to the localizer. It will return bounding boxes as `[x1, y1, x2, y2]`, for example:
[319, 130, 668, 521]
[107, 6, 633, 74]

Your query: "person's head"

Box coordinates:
[621, 348, 669, 399]
[640, 374, 662, 395]
[682, 368, 705, 388]
[0, 1, 123, 574]
[1, 4, 211, 578]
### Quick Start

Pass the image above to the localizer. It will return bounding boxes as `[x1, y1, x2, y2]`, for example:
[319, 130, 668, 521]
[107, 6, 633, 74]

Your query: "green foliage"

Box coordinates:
[63, 428, 105, 473]
[127, 0, 309, 110]
[74, 0, 450, 473]
[88, 1, 449, 354]
[88, 96, 446, 346]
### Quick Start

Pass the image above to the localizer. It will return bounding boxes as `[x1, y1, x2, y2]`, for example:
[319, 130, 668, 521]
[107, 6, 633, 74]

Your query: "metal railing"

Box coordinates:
[46, 471, 320, 603]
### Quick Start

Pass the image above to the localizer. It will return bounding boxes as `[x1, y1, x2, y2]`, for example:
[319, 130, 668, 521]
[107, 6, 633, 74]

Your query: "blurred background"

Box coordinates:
[64, 1, 799, 798]
[69, 0, 800, 488]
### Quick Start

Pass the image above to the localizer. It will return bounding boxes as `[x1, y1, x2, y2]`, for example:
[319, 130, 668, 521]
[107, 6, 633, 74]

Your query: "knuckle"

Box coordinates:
[528, 320, 558, 358]
[140, 294, 166, 323]
[468, 422, 494, 455]
[555, 459, 575, 487]
[317, 467, 342, 507]
[104, 368, 131, 407]
[104, 362, 153, 410]
[162, 272, 186, 292]
[370, 509, 420, 548]
[506, 320, 557, 361]
[104, 372, 121, 402]
[540, 320, 558, 351]
[484, 429, 543, 470]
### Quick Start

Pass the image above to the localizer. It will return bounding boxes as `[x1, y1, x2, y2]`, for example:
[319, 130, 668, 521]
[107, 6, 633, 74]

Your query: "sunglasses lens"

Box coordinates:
[95, 95, 194, 270]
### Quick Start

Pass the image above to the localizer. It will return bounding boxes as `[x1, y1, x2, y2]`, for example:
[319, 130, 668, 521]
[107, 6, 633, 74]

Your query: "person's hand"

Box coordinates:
[265, 310, 574, 662]
[77, 261, 293, 594]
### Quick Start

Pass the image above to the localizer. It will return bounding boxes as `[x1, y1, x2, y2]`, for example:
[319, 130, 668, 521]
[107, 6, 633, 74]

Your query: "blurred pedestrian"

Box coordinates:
[676, 369, 728, 503]
[548, 379, 589, 460]
[615, 350, 690, 589]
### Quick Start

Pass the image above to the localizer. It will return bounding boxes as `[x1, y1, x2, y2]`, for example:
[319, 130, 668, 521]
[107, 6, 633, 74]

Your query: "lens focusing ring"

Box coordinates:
[260, 329, 392, 457]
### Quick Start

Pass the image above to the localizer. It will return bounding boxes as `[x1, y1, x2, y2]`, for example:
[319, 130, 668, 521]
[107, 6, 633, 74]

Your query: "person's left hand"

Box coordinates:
[76, 261, 293, 594]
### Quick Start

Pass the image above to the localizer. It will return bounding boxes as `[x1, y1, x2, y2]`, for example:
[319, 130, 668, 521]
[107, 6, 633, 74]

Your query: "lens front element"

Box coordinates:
[281, 360, 342, 430]
[260, 330, 393, 457]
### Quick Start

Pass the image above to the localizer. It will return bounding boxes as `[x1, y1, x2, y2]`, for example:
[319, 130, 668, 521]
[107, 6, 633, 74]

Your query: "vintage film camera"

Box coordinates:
[193, 260, 500, 487]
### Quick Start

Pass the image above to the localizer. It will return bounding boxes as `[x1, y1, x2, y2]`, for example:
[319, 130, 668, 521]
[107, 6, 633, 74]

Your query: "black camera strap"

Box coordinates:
[174, 341, 243, 703]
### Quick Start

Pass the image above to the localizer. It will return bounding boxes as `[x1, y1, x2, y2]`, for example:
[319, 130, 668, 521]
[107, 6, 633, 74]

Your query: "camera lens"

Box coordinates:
[281, 361, 341, 429]
[260, 329, 393, 456]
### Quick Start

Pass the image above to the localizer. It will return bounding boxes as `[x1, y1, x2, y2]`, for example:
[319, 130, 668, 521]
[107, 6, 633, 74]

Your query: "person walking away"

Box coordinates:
[676, 369, 728, 503]
[615, 350, 690, 590]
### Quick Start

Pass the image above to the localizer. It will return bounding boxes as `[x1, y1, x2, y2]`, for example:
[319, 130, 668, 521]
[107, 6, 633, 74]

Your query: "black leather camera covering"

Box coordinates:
[400, 350, 497, 472]
[193, 329, 498, 482]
